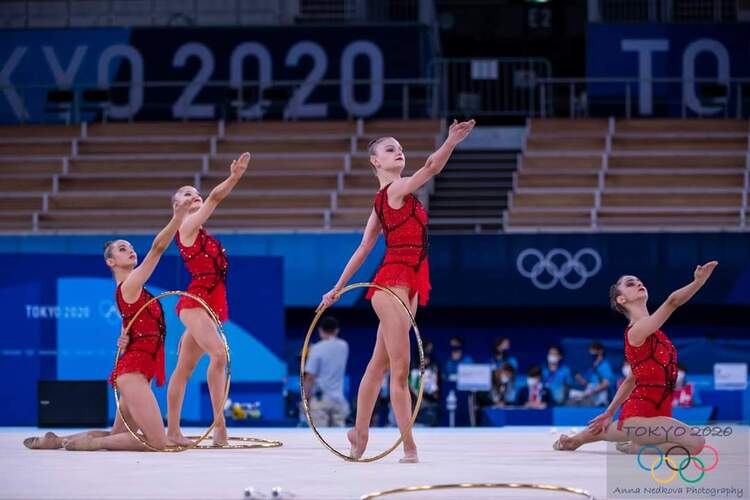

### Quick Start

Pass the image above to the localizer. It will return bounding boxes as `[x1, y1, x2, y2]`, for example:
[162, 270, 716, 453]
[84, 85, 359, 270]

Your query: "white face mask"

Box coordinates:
[500, 374, 511, 384]
[676, 371, 686, 385]
[547, 354, 560, 365]
[527, 377, 540, 387]
[622, 365, 631, 377]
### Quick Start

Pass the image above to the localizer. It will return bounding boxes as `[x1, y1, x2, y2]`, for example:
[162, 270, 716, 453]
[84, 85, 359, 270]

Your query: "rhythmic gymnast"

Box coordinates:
[553, 261, 718, 455]
[24, 196, 193, 451]
[167, 152, 250, 447]
[319, 119, 475, 463]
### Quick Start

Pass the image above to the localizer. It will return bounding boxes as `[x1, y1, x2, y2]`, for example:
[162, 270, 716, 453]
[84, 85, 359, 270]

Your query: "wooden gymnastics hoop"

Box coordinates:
[360, 482, 595, 499]
[300, 282, 424, 463]
[185, 435, 283, 450]
[113, 290, 230, 452]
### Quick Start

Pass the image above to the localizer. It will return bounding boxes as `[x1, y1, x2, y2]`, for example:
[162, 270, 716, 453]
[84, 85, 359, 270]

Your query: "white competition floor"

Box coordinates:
[1, 427, 607, 499]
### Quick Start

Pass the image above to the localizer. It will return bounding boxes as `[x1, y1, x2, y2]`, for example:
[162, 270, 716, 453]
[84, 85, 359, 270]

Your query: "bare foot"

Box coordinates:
[166, 432, 193, 447]
[212, 425, 228, 447]
[347, 428, 367, 460]
[23, 431, 62, 450]
[64, 434, 101, 451]
[616, 441, 637, 454]
[552, 434, 582, 451]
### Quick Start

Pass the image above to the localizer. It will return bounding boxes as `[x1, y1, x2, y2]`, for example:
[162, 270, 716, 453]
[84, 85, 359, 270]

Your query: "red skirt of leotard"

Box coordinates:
[176, 280, 228, 322]
[365, 257, 431, 306]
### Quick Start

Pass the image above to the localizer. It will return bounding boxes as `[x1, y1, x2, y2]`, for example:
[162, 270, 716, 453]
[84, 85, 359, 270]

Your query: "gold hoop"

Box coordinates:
[185, 435, 283, 450]
[113, 290, 231, 452]
[300, 282, 424, 463]
[360, 483, 595, 499]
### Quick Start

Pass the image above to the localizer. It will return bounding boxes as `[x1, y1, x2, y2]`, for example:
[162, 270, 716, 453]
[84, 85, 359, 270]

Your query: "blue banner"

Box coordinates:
[1, 232, 748, 309]
[586, 24, 750, 116]
[0, 253, 284, 425]
[0, 25, 434, 123]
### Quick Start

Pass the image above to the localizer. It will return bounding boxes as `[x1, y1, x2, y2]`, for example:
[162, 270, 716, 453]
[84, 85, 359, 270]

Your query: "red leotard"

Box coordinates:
[365, 183, 431, 306]
[109, 283, 166, 386]
[617, 326, 678, 429]
[175, 228, 229, 322]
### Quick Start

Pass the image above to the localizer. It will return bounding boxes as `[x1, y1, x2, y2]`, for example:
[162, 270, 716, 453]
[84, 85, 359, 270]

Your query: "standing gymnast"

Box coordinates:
[319, 119, 475, 463]
[166, 152, 250, 447]
[24, 196, 193, 451]
[552, 261, 718, 455]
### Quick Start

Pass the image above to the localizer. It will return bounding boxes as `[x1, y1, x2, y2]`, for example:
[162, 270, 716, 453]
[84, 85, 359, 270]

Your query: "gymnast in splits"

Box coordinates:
[24, 196, 194, 451]
[553, 261, 718, 455]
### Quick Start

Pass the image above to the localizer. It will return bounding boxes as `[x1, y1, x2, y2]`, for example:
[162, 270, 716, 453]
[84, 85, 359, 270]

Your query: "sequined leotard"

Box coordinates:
[617, 326, 678, 429]
[175, 228, 229, 321]
[110, 283, 166, 386]
[365, 183, 431, 306]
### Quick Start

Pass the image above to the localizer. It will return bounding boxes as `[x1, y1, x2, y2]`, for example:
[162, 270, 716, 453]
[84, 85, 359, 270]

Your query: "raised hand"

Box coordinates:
[447, 119, 476, 145]
[316, 288, 341, 313]
[230, 152, 251, 178]
[694, 261, 718, 284]
[173, 193, 194, 220]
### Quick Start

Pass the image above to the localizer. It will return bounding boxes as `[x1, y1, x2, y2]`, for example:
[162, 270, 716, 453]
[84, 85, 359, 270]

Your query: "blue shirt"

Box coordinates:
[585, 358, 616, 403]
[305, 337, 349, 403]
[489, 355, 518, 371]
[542, 363, 574, 404]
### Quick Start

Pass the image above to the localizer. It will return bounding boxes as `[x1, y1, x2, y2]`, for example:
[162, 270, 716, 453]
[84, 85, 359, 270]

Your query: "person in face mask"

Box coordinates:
[442, 336, 474, 384]
[671, 363, 697, 408]
[490, 337, 518, 371]
[489, 363, 517, 407]
[518, 365, 552, 409]
[541, 346, 574, 405]
[572, 342, 615, 407]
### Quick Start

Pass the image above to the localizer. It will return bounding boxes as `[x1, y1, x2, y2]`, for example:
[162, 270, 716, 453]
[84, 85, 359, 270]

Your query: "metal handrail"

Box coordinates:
[538, 77, 750, 119]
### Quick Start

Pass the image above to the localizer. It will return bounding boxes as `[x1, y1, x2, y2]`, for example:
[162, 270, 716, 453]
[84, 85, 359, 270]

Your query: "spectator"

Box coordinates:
[570, 342, 614, 406]
[541, 346, 574, 405]
[488, 363, 518, 407]
[443, 336, 474, 384]
[302, 316, 350, 427]
[489, 337, 518, 371]
[672, 363, 699, 408]
[409, 340, 440, 426]
[517, 365, 552, 409]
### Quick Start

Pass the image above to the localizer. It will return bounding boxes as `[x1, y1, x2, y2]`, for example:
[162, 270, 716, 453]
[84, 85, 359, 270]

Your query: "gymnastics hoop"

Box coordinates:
[360, 482, 595, 499]
[300, 282, 424, 463]
[113, 290, 231, 452]
[185, 435, 283, 450]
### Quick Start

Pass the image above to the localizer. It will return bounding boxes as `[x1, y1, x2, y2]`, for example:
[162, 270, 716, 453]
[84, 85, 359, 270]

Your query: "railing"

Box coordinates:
[538, 77, 750, 119]
[588, 0, 741, 23]
[6, 75, 750, 124]
[1, 78, 439, 124]
[429, 58, 552, 118]
[0, 0, 428, 28]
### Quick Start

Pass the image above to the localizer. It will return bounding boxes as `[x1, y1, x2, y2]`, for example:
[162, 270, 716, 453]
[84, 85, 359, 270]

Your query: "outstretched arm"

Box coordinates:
[388, 119, 475, 201]
[317, 210, 381, 311]
[120, 196, 194, 303]
[588, 372, 635, 434]
[180, 152, 251, 241]
[628, 261, 718, 347]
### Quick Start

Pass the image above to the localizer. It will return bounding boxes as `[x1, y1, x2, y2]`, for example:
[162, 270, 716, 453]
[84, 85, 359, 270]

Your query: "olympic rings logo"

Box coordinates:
[516, 248, 602, 290]
[636, 444, 720, 484]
